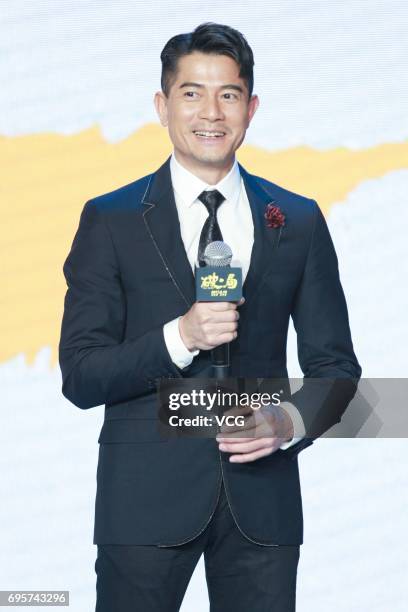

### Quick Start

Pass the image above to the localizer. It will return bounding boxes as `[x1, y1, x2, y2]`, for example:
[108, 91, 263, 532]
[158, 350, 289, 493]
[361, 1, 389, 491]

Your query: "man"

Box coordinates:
[59, 22, 361, 612]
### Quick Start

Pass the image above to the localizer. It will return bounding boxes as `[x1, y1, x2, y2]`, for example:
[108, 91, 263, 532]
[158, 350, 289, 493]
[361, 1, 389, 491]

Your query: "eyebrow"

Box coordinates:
[178, 82, 244, 94]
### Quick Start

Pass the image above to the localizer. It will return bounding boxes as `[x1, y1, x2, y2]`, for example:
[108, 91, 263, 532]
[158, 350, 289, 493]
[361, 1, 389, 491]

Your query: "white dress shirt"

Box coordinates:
[162, 151, 305, 450]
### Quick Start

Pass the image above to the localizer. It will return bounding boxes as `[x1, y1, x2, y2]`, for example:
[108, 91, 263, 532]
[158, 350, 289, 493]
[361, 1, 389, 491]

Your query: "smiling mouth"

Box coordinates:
[193, 130, 226, 139]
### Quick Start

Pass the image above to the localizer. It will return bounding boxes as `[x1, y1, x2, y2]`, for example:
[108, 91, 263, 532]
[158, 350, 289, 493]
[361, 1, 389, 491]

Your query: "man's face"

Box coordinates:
[154, 51, 259, 174]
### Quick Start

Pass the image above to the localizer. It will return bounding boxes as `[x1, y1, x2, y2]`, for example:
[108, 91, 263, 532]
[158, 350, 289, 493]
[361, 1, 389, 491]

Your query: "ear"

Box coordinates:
[154, 91, 169, 127]
[247, 94, 260, 127]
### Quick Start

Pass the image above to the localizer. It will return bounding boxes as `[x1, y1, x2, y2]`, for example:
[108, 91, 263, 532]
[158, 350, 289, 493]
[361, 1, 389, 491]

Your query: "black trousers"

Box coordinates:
[95, 480, 300, 612]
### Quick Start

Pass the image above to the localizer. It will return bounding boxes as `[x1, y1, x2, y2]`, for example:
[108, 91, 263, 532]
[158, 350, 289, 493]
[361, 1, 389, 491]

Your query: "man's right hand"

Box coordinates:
[179, 297, 245, 352]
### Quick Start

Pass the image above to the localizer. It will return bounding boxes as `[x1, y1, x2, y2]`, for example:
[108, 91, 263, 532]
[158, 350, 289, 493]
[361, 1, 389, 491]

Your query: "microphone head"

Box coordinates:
[203, 241, 233, 267]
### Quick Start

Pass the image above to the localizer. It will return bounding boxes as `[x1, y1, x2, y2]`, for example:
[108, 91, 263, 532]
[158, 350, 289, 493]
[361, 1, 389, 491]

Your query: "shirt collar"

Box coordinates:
[170, 151, 241, 209]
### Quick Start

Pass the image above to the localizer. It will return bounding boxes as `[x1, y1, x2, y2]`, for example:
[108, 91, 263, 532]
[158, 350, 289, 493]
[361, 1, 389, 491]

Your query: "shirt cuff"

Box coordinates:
[279, 436, 304, 450]
[163, 317, 199, 370]
[278, 401, 306, 450]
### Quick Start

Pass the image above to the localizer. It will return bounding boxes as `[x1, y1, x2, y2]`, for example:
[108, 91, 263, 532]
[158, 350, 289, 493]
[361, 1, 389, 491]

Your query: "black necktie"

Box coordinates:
[197, 189, 226, 267]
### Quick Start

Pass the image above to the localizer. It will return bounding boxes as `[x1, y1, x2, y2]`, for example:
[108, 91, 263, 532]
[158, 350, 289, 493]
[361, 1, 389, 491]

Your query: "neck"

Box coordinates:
[174, 151, 235, 185]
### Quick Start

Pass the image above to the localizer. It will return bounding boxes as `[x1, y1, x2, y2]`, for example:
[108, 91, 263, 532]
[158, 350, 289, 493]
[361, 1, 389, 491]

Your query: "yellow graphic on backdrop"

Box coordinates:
[1, 123, 407, 365]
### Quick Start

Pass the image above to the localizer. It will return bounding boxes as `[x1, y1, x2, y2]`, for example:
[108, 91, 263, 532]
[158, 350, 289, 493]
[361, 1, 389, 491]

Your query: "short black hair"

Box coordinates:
[160, 22, 254, 99]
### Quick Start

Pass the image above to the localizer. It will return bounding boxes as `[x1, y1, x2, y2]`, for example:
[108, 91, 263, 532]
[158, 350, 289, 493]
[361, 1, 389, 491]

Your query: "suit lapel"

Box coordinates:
[238, 162, 282, 306]
[142, 155, 196, 308]
[142, 155, 281, 309]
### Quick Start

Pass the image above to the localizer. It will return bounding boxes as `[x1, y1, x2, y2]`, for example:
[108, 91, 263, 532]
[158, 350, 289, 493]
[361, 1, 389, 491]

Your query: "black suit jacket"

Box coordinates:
[59, 155, 361, 546]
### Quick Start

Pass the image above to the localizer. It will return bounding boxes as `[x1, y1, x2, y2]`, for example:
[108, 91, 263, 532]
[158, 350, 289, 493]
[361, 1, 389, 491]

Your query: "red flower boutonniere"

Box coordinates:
[264, 204, 285, 229]
[265, 203, 285, 247]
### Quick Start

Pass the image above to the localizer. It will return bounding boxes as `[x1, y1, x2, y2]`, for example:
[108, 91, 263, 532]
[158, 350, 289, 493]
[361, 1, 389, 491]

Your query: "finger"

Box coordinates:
[229, 447, 276, 463]
[211, 310, 240, 323]
[217, 432, 258, 443]
[218, 415, 262, 437]
[219, 414, 256, 435]
[220, 406, 252, 419]
[208, 302, 239, 311]
[219, 438, 273, 454]
[219, 422, 276, 439]
[212, 331, 238, 344]
[211, 321, 238, 332]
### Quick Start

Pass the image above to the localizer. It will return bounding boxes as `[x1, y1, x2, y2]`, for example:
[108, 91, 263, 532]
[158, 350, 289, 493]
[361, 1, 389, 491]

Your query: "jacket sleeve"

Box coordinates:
[282, 200, 362, 460]
[59, 200, 183, 409]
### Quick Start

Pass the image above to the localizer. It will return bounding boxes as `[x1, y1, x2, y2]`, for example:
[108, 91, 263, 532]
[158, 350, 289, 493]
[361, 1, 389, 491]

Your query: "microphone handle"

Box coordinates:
[211, 343, 230, 379]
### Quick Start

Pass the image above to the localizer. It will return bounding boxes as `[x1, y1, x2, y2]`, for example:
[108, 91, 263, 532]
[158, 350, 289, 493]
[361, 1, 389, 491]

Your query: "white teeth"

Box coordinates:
[194, 131, 225, 137]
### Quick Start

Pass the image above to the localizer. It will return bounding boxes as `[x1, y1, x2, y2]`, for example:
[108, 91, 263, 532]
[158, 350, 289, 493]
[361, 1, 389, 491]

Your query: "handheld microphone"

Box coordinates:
[195, 241, 243, 379]
[203, 241, 233, 268]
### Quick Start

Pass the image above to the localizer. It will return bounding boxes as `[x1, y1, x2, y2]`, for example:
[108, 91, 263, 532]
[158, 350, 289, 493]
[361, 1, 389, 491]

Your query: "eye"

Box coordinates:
[223, 92, 239, 100]
[184, 91, 198, 98]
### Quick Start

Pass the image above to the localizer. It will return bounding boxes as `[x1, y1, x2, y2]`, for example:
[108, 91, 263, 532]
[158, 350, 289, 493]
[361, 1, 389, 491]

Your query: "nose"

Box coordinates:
[199, 94, 225, 122]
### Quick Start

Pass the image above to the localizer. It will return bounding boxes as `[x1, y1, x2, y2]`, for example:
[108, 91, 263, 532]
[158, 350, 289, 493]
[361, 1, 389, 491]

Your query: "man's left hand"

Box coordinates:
[216, 404, 294, 463]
